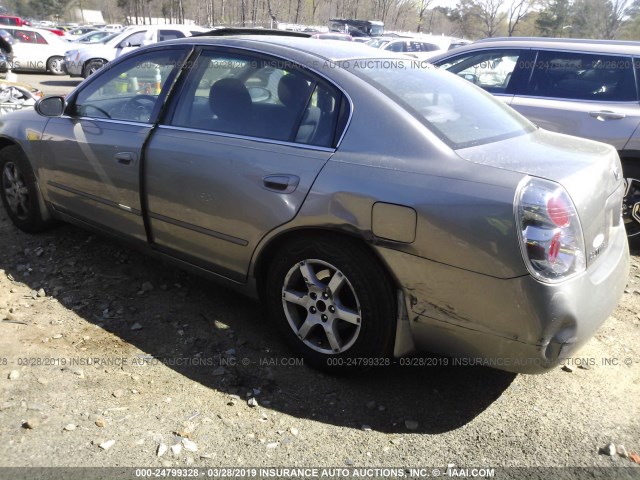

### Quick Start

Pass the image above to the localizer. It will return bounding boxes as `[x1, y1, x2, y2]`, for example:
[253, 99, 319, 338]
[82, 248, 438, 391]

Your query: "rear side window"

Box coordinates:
[528, 51, 637, 102]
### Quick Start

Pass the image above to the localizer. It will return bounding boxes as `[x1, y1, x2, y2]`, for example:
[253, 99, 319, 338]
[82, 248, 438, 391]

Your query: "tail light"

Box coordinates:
[516, 177, 585, 282]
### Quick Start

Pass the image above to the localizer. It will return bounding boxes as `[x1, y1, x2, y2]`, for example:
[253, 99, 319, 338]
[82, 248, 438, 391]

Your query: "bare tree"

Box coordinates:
[417, 0, 434, 32]
[605, 0, 632, 38]
[266, 0, 277, 25]
[476, 0, 506, 37]
[507, 0, 535, 36]
[293, 0, 302, 22]
[391, 0, 414, 30]
[310, 0, 320, 23]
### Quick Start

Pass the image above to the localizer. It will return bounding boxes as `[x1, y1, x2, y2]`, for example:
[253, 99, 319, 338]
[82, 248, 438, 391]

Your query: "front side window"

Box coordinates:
[438, 50, 522, 94]
[385, 42, 406, 53]
[120, 31, 145, 48]
[168, 51, 344, 147]
[528, 51, 636, 101]
[72, 49, 185, 123]
[159, 30, 185, 42]
[347, 59, 534, 149]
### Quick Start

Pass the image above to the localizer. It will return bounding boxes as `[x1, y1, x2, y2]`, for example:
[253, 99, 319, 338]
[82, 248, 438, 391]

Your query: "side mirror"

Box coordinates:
[35, 96, 65, 117]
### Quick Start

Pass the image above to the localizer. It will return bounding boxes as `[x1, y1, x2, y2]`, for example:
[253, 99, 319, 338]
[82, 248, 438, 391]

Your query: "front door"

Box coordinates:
[39, 47, 187, 241]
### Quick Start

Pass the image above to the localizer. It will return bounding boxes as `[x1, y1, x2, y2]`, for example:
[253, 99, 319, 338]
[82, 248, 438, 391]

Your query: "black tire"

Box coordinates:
[0, 146, 55, 233]
[82, 59, 104, 79]
[265, 235, 396, 372]
[621, 160, 640, 250]
[46, 56, 64, 75]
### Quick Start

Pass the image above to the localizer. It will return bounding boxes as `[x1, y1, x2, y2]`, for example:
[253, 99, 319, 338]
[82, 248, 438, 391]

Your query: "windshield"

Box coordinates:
[343, 59, 534, 149]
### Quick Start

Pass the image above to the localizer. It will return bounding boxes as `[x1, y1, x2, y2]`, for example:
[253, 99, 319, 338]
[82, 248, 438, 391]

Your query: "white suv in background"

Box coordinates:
[64, 24, 207, 78]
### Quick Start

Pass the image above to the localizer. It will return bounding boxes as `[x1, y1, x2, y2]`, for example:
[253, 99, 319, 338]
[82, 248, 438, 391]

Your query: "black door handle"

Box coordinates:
[115, 152, 137, 166]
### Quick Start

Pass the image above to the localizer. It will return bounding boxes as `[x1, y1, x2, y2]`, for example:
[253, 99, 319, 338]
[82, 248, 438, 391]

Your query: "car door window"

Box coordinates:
[120, 31, 145, 48]
[168, 51, 345, 147]
[410, 42, 439, 53]
[386, 41, 406, 52]
[159, 30, 185, 42]
[528, 51, 636, 101]
[439, 50, 522, 94]
[71, 49, 185, 123]
[13, 30, 44, 44]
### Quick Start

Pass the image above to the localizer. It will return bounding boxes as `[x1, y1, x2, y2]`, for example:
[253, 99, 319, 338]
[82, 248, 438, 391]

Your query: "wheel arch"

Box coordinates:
[0, 136, 18, 152]
[0, 139, 53, 222]
[251, 226, 401, 303]
[82, 57, 108, 75]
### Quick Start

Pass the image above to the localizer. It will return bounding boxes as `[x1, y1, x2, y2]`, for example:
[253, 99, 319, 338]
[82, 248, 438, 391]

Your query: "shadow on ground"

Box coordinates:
[0, 212, 515, 434]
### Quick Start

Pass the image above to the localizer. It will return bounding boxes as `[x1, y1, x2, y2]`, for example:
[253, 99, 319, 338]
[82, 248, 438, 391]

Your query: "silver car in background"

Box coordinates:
[430, 38, 640, 246]
[0, 32, 629, 374]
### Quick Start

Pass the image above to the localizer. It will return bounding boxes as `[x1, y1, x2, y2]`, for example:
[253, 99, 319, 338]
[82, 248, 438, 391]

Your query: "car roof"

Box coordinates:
[461, 37, 640, 55]
[164, 34, 405, 62]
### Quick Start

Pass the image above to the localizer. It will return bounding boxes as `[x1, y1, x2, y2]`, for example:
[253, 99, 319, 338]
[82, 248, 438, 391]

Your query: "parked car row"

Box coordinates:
[366, 34, 470, 60]
[0, 32, 629, 375]
[0, 24, 204, 75]
[0, 26, 69, 74]
[63, 24, 207, 78]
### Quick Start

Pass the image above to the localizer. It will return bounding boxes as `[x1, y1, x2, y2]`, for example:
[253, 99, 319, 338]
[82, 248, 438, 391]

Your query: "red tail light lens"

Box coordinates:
[547, 196, 570, 228]
[516, 177, 585, 282]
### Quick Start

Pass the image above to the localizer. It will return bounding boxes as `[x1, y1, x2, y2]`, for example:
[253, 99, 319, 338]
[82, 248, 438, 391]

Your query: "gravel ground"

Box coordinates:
[0, 203, 639, 478]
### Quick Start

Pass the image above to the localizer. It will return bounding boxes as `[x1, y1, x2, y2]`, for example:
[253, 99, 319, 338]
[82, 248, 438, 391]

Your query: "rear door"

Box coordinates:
[510, 49, 640, 150]
[144, 48, 348, 281]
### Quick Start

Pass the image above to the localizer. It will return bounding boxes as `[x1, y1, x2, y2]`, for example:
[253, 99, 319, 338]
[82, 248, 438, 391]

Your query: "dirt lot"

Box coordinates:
[0, 200, 639, 478]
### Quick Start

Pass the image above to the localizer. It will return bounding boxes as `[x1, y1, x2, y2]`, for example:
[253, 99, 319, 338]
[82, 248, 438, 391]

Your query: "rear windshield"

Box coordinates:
[343, 58, 534, 149]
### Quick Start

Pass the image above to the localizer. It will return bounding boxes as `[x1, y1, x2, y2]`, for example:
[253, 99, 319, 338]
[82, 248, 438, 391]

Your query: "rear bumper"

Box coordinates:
[376, 221, 630, 374]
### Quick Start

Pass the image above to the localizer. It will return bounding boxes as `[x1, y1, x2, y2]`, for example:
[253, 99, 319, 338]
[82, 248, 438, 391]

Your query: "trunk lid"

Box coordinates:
[456, 129, 624, 266]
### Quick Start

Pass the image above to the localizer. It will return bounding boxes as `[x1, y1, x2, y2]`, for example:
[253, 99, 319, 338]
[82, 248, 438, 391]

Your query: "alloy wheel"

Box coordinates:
[281, 259, 362, 355]
[623, 176, 640, 238]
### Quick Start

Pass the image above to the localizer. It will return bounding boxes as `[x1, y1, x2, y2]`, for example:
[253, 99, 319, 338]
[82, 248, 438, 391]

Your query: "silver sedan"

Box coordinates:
[0, 32, 629, 374]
